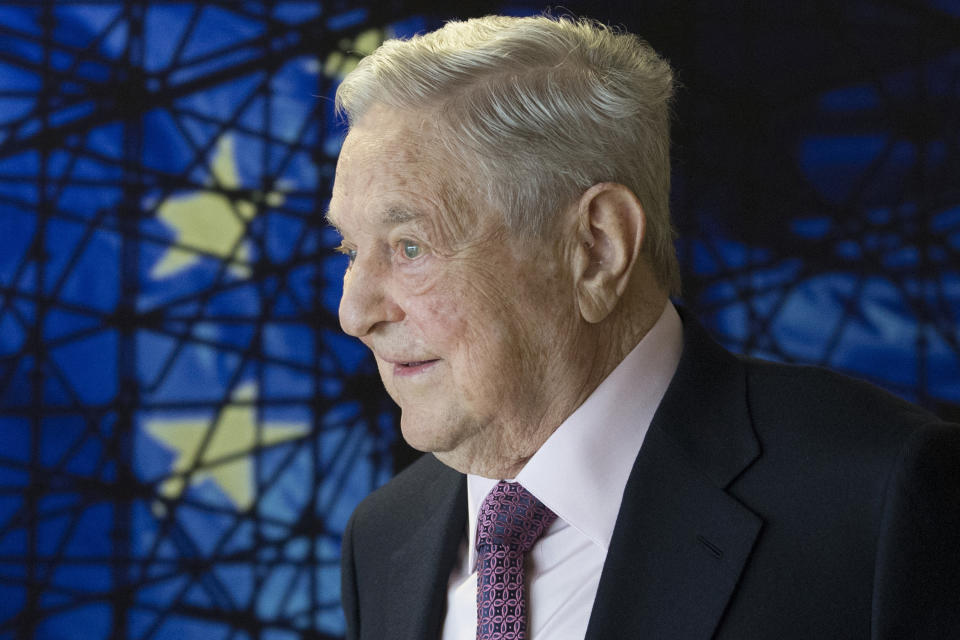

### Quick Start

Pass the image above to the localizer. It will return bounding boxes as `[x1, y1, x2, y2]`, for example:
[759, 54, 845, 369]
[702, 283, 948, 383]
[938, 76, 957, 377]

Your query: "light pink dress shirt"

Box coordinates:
[441, 302, 684, 639]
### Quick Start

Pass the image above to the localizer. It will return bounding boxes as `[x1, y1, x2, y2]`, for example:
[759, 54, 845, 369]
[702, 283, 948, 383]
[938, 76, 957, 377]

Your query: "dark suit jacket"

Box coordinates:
[340, 315, 960, 639]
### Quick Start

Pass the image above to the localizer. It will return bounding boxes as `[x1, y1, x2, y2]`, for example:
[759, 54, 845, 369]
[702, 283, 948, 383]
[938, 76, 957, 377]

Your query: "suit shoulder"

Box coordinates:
[737, 356, 958, 484]
[730, 356, 958, 547]
[742, 356, 938, 435]
[350, 453, 462, 532]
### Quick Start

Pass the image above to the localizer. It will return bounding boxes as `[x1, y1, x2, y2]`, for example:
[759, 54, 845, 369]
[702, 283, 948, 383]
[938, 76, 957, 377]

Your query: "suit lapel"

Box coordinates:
[586, 313, 763, 639]
[385, 463, 466, 640]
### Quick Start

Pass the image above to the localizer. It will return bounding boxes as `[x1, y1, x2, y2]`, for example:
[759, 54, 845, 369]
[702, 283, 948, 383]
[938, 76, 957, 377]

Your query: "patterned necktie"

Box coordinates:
[476, 481, 557, 640]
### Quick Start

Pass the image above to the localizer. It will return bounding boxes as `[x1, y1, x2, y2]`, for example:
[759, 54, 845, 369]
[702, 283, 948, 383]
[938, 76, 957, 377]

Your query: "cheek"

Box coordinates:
[400, 258, 560, 364]
[402, 276, 506, 363]
[407, 288, 472, 347]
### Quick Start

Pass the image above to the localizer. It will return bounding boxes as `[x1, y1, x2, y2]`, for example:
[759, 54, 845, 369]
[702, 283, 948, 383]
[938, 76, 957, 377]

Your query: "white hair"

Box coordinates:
[335, 14, 680, 294]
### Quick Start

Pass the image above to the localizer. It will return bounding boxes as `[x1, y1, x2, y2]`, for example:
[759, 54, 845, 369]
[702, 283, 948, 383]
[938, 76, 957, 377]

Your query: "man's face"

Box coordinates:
[327, 106, 581, 475]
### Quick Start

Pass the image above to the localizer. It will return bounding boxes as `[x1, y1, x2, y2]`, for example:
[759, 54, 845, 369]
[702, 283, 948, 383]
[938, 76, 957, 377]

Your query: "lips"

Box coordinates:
[388, 358, 440, 377]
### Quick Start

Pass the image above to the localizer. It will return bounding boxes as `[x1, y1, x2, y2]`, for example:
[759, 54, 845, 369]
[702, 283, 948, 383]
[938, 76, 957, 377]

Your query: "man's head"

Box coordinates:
[327, 15, 678, 477]
[336, 15, 678, 293]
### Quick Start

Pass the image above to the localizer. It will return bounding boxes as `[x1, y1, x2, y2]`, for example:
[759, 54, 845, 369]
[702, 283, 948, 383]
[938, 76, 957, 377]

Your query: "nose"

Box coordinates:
[338, 253, 403, 338]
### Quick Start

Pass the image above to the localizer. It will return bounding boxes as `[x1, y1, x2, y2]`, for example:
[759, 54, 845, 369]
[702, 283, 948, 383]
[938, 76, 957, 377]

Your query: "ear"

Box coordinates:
[570, 182, 645, 323]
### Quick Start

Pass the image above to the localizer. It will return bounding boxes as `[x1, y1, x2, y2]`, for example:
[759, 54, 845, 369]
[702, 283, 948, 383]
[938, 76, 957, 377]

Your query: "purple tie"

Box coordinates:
[476, 481, 557, 640]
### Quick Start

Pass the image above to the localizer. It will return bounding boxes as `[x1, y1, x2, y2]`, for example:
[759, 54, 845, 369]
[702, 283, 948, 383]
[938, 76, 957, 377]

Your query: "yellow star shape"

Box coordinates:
[323, 27, 387, 79]
[144, 382, 308, 512]
[150, 134, 283, 279]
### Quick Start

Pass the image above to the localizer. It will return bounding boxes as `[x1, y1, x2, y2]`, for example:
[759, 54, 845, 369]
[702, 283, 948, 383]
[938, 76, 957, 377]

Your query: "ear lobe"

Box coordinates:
[572, 183, 645, 323]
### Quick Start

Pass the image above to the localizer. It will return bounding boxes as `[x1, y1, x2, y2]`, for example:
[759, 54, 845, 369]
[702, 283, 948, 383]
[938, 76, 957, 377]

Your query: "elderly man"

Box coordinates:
[326, 15, 960, 640]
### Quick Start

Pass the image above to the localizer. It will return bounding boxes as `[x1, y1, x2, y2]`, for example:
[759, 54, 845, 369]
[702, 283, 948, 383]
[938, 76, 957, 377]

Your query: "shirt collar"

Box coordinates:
[465, 301, 684, 566]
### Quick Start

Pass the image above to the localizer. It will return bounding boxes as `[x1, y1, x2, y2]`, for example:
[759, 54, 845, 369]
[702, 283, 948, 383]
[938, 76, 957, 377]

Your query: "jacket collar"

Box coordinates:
[652, 308, 761, 488]
[585, 310, 763, 639]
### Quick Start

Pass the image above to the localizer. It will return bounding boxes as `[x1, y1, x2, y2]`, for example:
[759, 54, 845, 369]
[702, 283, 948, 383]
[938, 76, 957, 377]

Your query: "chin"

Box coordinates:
[398, 414, 454, 453]
[398, 409, 482, 460]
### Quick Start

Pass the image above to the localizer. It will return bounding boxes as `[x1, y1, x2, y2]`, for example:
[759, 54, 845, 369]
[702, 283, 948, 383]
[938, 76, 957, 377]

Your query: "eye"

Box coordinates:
[335, 244, 357, 264]
[400, 239, 423, 260]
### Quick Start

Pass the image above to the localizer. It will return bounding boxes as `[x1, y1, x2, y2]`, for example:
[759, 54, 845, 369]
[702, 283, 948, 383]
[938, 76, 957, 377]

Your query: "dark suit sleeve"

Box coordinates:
[872, 422, 960, 638]
[341, 512, 360, 640]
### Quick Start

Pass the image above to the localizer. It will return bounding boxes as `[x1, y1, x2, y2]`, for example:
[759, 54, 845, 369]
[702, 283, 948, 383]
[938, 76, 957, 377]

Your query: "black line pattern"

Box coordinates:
[0, 3, 407, 638]
[666, 1, 960, 413]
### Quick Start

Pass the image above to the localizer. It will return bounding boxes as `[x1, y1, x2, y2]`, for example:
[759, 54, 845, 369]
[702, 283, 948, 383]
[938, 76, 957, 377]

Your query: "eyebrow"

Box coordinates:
[325, 205, 424, 231]
[382, 206, 423, 225]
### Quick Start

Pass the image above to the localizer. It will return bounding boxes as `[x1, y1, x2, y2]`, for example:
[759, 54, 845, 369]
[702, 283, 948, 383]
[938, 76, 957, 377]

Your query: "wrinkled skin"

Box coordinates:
[327, 105, 614, 478]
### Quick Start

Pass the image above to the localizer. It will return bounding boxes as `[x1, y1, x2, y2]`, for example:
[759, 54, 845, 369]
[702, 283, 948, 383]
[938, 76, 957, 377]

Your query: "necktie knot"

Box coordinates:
[476, 482, 555, 640]
[477, 481, 556, 554]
